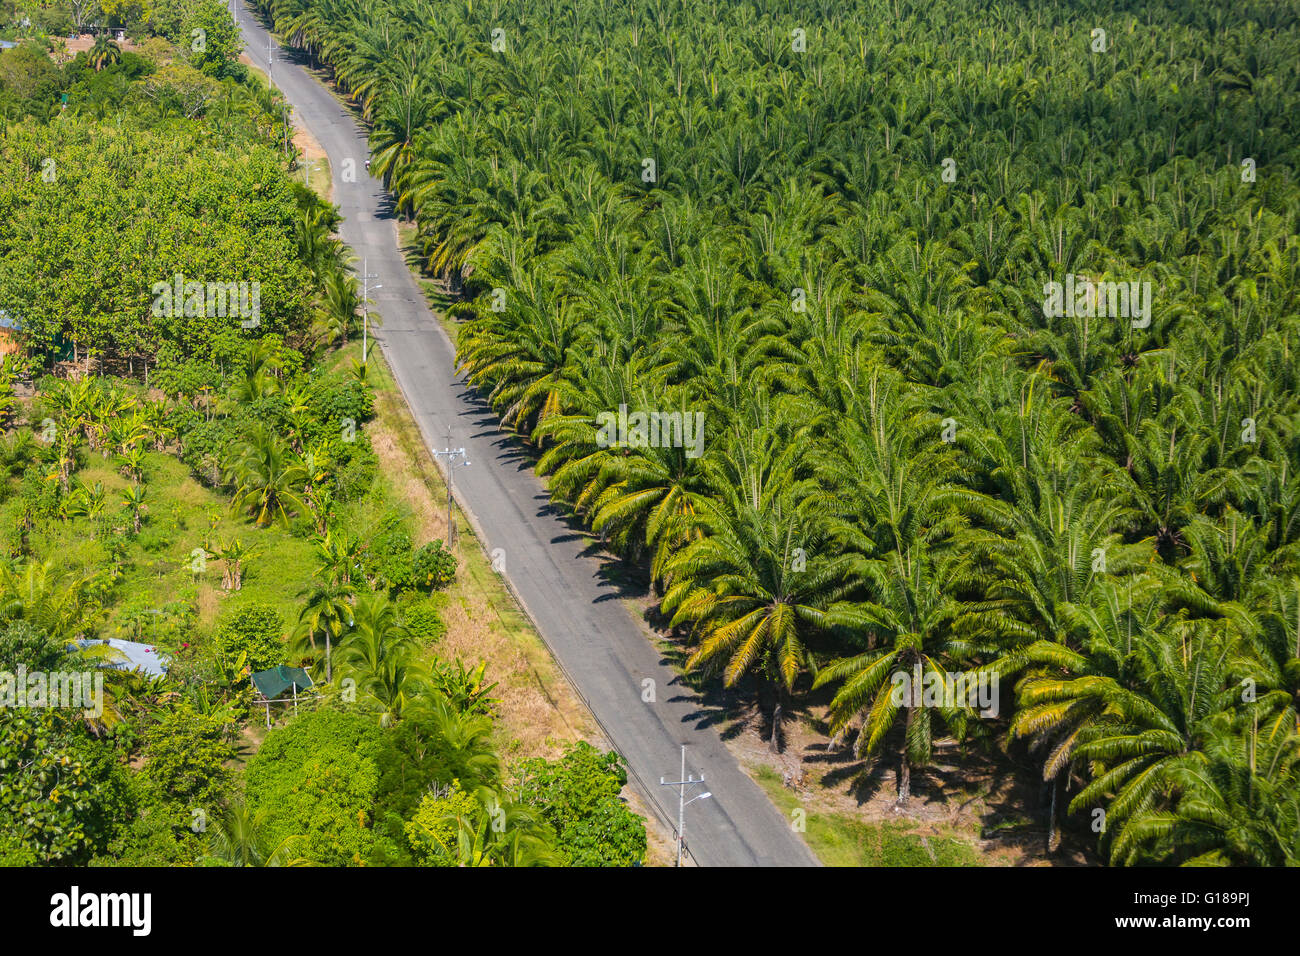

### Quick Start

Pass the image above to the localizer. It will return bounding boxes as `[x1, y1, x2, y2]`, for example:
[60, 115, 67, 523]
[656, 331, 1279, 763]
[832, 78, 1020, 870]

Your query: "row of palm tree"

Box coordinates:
[252, 0, 1300, 863]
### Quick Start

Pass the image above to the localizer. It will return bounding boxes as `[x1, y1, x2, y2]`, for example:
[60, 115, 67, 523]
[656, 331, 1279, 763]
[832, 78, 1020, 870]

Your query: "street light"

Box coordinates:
[363, 285, 380, 362]
[432, 426, 470, 548]
[359, 257, 379, 363]
[660, 745, 711, 867]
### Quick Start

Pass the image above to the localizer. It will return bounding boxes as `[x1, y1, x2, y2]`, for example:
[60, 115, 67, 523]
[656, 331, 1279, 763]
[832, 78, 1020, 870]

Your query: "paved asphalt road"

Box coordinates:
[236, 2, 819, 867]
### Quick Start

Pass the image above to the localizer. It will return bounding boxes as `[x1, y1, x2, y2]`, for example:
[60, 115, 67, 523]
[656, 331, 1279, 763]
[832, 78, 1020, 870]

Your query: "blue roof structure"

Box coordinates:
[75, 638, 169, 678]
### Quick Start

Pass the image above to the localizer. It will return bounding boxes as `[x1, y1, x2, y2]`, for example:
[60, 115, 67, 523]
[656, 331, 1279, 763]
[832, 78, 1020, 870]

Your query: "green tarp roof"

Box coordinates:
[251, 666, 313, 700]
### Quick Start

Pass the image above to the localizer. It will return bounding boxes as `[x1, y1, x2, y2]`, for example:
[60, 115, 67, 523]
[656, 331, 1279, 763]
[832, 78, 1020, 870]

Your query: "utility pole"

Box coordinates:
[659, 745, 711, 867]
[359, 258, 380, 364]
[431, 425, 470, 547]
[268, 37, 274, 83]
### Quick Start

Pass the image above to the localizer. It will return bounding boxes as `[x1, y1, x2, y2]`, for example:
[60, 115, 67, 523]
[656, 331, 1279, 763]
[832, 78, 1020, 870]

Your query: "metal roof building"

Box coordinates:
[75, 638, 169, 678]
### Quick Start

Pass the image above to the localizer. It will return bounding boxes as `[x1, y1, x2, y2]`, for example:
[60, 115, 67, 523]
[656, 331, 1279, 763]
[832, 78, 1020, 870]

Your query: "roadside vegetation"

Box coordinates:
[0, 2, 645, 867]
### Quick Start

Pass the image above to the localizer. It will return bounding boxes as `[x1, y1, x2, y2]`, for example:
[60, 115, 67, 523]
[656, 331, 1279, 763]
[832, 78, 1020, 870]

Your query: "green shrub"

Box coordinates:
[141, 700, 236, 808]
[177, 417, 237, 485]
[152, 346, 224, 400]
[0, 711, 136, 865]
[332, 441, 378, 500]
[398, 598, 446, 644]
[245, 708, 387, 866]
[364, 522, 414, 590]
[412, 540, 457, 592]
[314, 377, 374, 435]
[89, 806, 204, 868]
[515, 742, 646, 867]
[214, 603, 284, 674]
[0, 619, 66, 670]
[404, 781, 481, 866]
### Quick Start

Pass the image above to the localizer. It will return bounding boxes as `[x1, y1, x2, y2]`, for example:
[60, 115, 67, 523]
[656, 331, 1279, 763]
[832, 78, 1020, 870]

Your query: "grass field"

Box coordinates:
[0, 438, 316, 636]
[753, 766, 982, 867]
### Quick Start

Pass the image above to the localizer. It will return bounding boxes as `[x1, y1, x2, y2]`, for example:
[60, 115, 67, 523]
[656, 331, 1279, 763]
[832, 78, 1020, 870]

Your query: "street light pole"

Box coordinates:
[432, 425, 470, 548]
[660, 744, 711, 867]
[359, 258, 379, 364]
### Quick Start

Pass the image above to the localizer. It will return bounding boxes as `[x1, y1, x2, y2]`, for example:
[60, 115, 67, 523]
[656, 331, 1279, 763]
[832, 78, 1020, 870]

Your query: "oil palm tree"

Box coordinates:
[816, 549, 970, 803]
[457, 272, 587, 435]
[408, 694, 503, 790]
[1001, 575, 1166, 850]
[319, 267, 361, 347]
[227, 341, 283, 404]
[1114, 708, 1300, 866]
[336, 593, 421, 724]
[663, 416, 852, 750]
[1066, 619, 1242, 858]
[0, 560, 106, 643]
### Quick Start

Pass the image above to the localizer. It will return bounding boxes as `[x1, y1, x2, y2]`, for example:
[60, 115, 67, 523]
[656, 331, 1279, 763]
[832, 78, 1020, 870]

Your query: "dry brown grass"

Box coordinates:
[291, 125, 332, 204]
[367, 420, 447, 543]
[436, 589, 586, 763]
[195, 583, 223, 629]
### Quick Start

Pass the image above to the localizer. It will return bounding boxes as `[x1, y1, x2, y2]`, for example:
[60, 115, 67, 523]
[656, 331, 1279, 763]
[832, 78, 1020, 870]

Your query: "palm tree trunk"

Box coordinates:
[769, 688, 783, 755]
[1047, 774, 1061, 853]
[898, 704, 913, 803]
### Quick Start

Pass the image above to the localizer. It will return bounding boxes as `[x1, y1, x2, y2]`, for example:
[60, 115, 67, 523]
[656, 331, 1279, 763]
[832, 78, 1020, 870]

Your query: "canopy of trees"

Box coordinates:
[0, 119, 313, 367]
